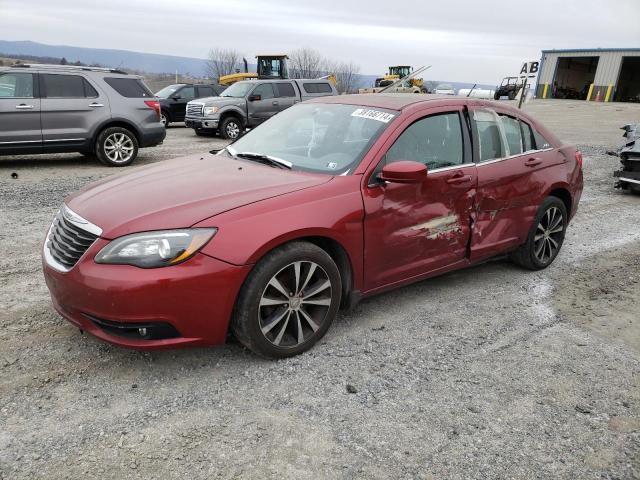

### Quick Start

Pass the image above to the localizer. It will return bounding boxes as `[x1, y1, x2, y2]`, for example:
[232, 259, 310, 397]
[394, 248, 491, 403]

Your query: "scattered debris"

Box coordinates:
[345, 384, 358, 394]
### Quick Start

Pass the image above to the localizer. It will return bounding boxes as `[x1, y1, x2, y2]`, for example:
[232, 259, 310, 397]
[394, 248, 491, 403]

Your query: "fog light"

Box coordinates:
[138, 328, 148, 337]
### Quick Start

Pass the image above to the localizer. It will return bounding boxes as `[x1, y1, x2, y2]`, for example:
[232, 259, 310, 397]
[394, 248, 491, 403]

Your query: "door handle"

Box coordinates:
[89, 102, 104, 108]
[272, 100, 279, 105]
[446, 174, 472, 185]
[15, 104, 34, 110]
[525, 157, 542, 167]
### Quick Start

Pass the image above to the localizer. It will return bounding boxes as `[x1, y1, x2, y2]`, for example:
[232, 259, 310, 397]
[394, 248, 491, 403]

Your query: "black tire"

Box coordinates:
[508, 90, 517, 100]
[511, 196, 568, 270]
[160, 111, 171, 128]
[231, 242, 342, 358]
[220, 116, 243, 140]
[494, 92, 501, 100]
[95, 127, 139, 167]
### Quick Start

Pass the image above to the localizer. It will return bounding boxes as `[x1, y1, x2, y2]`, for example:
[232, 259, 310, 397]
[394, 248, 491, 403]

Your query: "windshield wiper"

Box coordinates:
[235, 152, 292, 170]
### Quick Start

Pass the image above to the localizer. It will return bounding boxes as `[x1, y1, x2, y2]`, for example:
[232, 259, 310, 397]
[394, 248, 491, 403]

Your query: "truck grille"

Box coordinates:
[186, 103, 203, 117]
[44, 207, 101, 272]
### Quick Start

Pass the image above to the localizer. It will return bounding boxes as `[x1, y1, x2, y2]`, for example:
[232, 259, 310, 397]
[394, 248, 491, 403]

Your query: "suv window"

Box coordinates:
[252, 83, 274, 100]
[275, 82, 296, 98]
[197, 86, 215, 98]
[177, 86, 195, 99]
[104, 77, 153, 98]
[385, 112, 464, 170]
[473, 109, 505, 161]
[41, 74, 98, 98]
[520, 120, 536, 152]
[303, 82, 333, 94]
[0, 73, 34, 98]
[498, 114, 523, 156]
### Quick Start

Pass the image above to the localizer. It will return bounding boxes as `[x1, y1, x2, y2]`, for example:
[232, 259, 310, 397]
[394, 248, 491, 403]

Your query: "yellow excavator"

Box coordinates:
[374, 66, 426, 92]
[218, 55, 290, 86]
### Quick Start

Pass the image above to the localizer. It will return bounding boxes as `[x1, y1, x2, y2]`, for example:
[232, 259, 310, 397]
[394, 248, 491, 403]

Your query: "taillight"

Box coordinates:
[575, 150, 583, 170]
[144, 100, 160, 118]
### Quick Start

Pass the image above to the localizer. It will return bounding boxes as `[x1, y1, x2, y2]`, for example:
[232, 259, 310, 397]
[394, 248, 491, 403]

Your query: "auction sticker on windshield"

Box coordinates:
[351, 108, 395, 123]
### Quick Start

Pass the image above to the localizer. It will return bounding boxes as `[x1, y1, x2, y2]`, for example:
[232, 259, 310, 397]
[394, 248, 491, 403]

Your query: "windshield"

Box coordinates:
[155, 84, 183, 98]
[225, 103, 398, 174]
[220, 82, 254, 98]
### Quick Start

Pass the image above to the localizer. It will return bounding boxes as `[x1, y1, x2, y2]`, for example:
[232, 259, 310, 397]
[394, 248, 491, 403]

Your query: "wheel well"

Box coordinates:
[549, 188, 572, 215]
[220, 111, 244, 127]
[93, 121, 141, 148]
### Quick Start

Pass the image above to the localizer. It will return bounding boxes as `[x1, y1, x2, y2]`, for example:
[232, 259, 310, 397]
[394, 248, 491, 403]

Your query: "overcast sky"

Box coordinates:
[1, 0, 638, 84]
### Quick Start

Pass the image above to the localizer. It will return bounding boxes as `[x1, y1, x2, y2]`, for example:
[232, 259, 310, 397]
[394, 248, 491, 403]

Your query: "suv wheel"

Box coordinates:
[160, 111, 170, 127]
[232, 242, 342, 358]
[512, 196, 567, 270]
[96, 127, 139, 167]
[220, 117, 242, 140]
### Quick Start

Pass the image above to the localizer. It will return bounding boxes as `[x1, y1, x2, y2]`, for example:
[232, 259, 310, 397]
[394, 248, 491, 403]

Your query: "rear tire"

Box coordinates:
[95, 127, 139, 167]
[508, 90, 517, 100]
[511, 197, 567, 270]
[231, 242, 342, 358]
[220, 116, 243, 140]
[160, 111, 170, 128]
[494, 92, 501, 100]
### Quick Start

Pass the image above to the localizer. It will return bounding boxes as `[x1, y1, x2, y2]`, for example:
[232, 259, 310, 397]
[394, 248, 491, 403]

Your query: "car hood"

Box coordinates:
[194, 96, 245, 107]
[65, 153, 332, 239]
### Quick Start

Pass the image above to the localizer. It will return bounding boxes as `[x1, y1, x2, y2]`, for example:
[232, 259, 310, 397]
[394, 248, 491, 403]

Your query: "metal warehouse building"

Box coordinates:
[535, 48, 640, 102]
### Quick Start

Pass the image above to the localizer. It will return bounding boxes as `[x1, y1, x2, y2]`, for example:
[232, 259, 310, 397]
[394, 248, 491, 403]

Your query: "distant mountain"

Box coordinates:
[0, 40, 211, 76]
[0, 40, 496, 91]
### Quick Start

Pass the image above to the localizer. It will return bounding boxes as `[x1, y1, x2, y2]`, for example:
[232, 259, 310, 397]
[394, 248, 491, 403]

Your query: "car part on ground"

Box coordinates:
[0, 64, 165, 165]
[184, 78, 338, 139]
[42, 94, 583, 358]
[614, 124, 640, 194]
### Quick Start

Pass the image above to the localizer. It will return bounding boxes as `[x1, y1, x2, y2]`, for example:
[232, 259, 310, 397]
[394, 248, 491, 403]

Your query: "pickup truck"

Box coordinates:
[184, 79, 338, 139]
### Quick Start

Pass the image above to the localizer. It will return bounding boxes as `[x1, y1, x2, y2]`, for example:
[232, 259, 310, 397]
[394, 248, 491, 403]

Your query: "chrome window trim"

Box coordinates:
[43, 205, 103, 273]
[429, 162, 475, 173]
[476, 148, 554, 167]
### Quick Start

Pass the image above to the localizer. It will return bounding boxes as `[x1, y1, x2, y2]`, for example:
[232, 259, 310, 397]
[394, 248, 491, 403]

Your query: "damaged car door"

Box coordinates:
[362, 108, 477, 291]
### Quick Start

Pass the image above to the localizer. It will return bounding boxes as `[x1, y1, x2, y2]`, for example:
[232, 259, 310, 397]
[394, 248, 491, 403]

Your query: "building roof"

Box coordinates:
[541, 48, 640, 54]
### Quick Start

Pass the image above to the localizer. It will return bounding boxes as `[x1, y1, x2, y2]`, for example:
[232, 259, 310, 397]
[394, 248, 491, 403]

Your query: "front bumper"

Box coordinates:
[42, 238, 251, 349]
[185, 116, 219, 130]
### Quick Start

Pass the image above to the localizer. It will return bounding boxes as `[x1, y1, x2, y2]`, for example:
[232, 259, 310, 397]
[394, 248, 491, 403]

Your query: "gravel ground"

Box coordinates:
[1, 103, 640, 479]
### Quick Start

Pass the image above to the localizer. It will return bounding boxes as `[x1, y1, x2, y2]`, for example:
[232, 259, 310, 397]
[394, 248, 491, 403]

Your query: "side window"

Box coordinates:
[302, 82, 333, 94]
[104, 77, 153, 98]
[533, 129, 551, 150]
[0, 73, 34, 98]
[275, 82, 296, 98]
[498, 114, 523, 156]
[177, 86, 195, 99]
[83, 79, 99, 98]
[385, 112, 464, 170]
[41, 74, 86, 98]
[252, 83, 275, 100]
[520, 121, 536, 152]
[473, 109, 505, 161]
[197, 86, 215, 98]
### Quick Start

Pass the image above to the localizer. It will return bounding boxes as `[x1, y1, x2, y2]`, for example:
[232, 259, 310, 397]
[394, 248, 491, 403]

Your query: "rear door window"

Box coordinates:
[520, 121, 536, 152]
[533, 129, 552, 150]
[0, 72, 34, 98]
[41, 74, 86, 98]
[104, 77, 153, 98]
[498, 114, 523, 156]
[302, 82, 333, 94]
[275, 82, 296, 98]
[473, 109, 506, 161]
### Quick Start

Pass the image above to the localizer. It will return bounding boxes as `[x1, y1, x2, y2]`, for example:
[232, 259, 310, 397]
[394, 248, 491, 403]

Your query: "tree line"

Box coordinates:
[206, 47, 361, 94]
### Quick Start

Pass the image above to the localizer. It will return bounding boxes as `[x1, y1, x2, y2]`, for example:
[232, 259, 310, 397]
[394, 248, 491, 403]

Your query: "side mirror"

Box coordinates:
[378, 161, 428, 184]
[248, 94, 262, 102]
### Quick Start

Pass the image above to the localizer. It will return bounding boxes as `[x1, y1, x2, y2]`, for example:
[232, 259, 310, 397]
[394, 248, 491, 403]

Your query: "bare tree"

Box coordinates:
[329, 61, 361, 94]
[288, 47, 326, 79]
[206, 48, 242, 81]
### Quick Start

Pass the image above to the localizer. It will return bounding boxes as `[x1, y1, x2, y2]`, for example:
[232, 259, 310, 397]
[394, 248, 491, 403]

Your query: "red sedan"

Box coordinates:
[42, 94, 583, 358]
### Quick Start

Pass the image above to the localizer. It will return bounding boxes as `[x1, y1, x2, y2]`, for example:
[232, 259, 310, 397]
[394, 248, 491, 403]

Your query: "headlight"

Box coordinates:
[95, 229, 217, 268]
[203, 106, 219, 116]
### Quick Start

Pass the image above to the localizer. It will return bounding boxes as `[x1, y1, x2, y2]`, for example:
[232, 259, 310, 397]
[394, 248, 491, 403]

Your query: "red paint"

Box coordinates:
[43, 95, 583, 349]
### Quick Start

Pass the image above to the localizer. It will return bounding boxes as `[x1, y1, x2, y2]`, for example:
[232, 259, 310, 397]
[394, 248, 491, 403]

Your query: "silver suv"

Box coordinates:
[0, 64, 165, 166]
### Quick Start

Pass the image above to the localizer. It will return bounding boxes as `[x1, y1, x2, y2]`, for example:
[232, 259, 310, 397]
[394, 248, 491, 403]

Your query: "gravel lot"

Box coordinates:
[1, 100, 639, 479]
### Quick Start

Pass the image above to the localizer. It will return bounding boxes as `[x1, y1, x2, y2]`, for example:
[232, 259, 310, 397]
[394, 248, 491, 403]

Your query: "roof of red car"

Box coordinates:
[309, 93, 473, 110]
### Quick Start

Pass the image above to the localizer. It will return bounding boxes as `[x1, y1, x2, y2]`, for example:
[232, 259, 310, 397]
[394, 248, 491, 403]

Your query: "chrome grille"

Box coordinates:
[44, 206, 101, 272]
[186, 103, 203, 117]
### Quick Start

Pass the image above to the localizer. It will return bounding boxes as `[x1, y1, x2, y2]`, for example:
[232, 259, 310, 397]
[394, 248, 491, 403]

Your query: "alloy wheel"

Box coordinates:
[226, 121, 240, 139]
[160, 113, 168, 127]
[533, 206, 564, 263]
[103, 133, 134, 164]
[258, 261, 332, 348]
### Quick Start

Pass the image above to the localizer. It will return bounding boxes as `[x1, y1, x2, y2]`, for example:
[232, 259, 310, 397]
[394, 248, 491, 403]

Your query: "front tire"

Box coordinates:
[511, 197, 567, 270]
[232, 242, 342, 358]
[220, 116, 242, 140]
[95, 127, 139, 167]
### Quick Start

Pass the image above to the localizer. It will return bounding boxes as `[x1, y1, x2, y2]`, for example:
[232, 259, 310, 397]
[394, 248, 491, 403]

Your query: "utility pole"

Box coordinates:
[175, 69, 178, 84]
